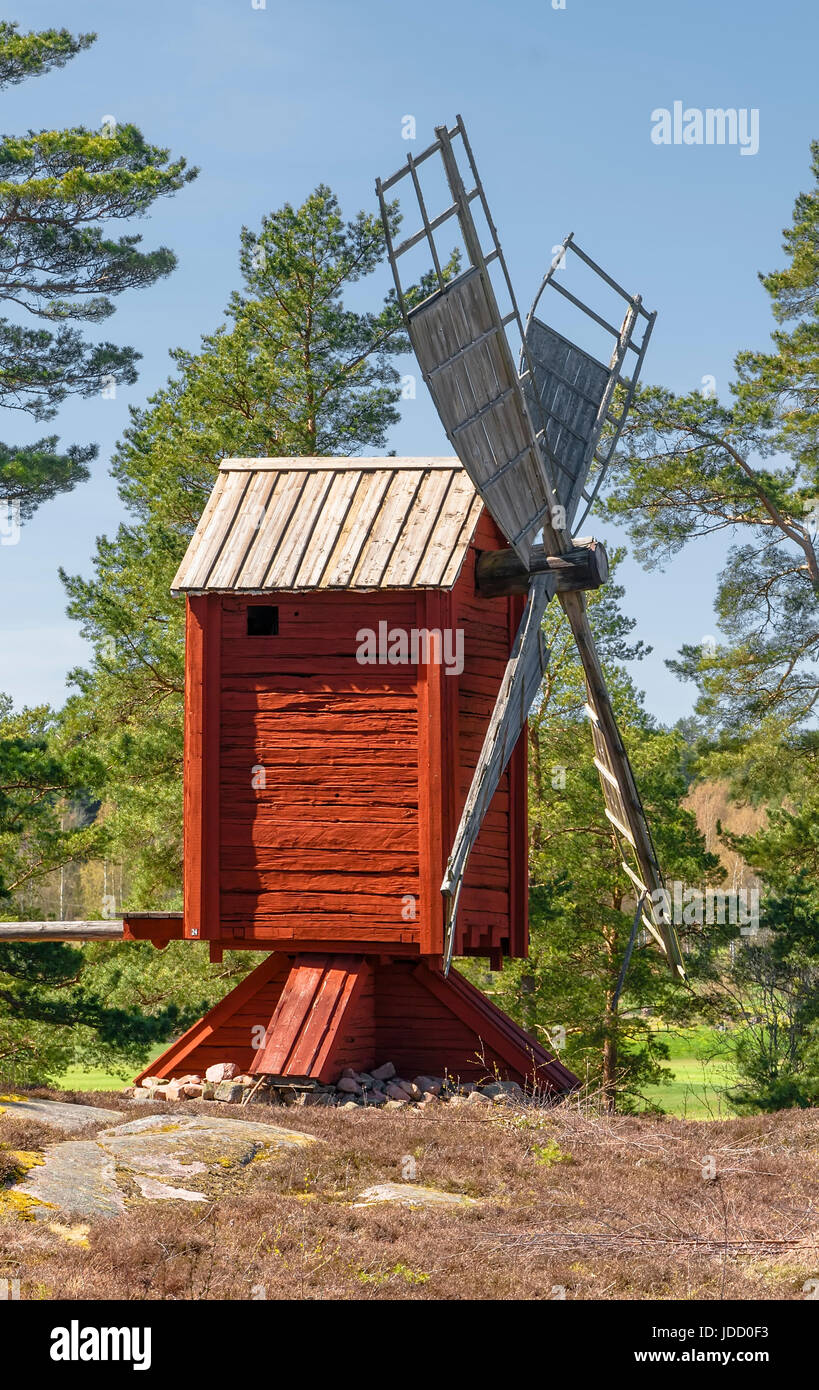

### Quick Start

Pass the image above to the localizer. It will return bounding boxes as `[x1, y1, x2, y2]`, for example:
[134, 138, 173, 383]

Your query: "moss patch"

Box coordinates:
[0, 1188, 52, 1220]
[47, 1221, 91, 1248]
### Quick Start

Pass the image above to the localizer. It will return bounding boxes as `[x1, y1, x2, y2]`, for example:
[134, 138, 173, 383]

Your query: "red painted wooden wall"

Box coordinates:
[182, 511, 529, 964]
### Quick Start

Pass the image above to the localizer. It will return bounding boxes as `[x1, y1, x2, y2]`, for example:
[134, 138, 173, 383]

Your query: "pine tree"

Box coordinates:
[713, 789, 819, 1110]
[0, 21, 196, 518]
[600, 142, 819, 751]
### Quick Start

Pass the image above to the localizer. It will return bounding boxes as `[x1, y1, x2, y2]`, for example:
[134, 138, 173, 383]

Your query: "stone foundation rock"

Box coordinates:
[126, 1063, 537, 1111]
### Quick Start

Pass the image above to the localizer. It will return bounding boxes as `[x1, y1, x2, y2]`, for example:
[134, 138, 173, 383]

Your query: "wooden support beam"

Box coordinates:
[0, 921, 124, 941]
[475, 537, 609, 598]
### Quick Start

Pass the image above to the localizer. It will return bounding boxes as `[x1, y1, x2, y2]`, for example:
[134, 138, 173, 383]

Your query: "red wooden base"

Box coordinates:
[135, 954, 578, 1094]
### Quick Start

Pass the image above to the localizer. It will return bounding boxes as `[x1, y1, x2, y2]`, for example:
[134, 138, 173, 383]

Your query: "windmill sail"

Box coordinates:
[405, 268, 555, 564]
[376, 117, 566, 565]
[378, 117, 684, 981]
[441, 574, 554, 973]
[560, 589, 685, 976]
[522, 235, 656, 533]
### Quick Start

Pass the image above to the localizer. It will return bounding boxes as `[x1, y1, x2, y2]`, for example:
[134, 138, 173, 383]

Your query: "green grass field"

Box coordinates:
[58, 1041, 167, 1092]
[641, 1026, 738, 1119]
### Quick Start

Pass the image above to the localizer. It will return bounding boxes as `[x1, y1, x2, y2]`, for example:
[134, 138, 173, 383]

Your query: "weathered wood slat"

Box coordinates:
[169, 469, 234, 592]
[219, 821, 418, 851]
[206, 471, 278, 590]
[177, 470, 250, 590]
[217, 891, 414, 916]
[219, 689, 418, 712]
[239, 471, 308, 588]
[319, 469, 392, 587]
[267, 471, 335, 589]
[348, 470, 419, 586]
[221, 592, 418, 627]
[172, 458, 484, 595]
[411, 470, 475, 587]
[407, 265, 557, 565]
[219, 715, 417, 740]
[220, 718, 417, 741]
[217, 800, 418, 826]
[218, 658, 415, 682]
[440, 493, 484, 588]
[561, 589, 685, 977]
[221, 848, 417, 873]
[380, 469, 454, 588]
[216, 763, 417, 787]
[293, 469, 362, 588]
[441, 573, 555, 969]
[220, 457, 459, 472]
[0, 921, 124, 941]
[220, 871, 419, 896]
[219, 922, 415, 941]
[220, 749, 415, 771]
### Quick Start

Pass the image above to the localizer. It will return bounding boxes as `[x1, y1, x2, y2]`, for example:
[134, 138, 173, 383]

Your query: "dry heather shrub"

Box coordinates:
[1, 1090, 817, 1301]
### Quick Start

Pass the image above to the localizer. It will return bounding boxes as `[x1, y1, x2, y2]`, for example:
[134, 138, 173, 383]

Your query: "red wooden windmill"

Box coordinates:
[128, 455, 579, 1090]
[127, 118, 682, 1094]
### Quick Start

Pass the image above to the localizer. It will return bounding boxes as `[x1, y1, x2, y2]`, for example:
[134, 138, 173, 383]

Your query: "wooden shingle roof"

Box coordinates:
[171, 458, 484, 593]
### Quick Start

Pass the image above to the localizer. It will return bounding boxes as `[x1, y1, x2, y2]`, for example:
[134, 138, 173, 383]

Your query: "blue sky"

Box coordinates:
[1, 0, 816, 719]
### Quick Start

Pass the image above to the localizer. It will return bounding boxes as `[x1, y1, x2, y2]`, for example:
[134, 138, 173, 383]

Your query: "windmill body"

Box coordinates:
[127, 456, 579, 1091]
[127, 117, 682, 1094]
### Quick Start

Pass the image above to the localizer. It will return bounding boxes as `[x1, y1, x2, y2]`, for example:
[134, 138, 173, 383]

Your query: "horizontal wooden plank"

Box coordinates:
[220, 691, 418, 715]
[219, 713, 417, 737]
[218, 788, 418, 813]
[0, 920, 124, 941]
[221, 596, 420, 626]
[219, 457, 462, 473]
[454, 909, 510, 931]
[216, 920, 417, 941]
[221, 887, 413, 912]
[217, 766, 417, 789]
[221, 674, 418, 696]
[456, 673, 508, 699]
[220, 847, 418, 873]
[220, 821, 418, 850]
[219, 799, 418, 824]
[220, 871, 419, 895]
[222, 626, 421, 652]
[220, 644, 423, 666]
[219, 747, 414, 768]
[220, 734, 417, 755]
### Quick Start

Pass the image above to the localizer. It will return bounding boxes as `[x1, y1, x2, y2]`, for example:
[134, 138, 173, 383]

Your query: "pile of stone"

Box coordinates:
[128, 1062, 247, 1105]
[124, 1060, 526, 1110]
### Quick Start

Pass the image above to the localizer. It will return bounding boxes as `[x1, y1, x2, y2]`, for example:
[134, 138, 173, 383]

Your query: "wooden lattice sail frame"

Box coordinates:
[378, 116, 684, 979]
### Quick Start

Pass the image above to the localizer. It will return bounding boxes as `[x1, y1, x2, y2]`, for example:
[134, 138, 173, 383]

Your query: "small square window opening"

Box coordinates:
[247, 605, 279, 636]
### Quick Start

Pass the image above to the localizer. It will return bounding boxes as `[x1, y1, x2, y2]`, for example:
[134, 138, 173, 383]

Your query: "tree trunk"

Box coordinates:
[601, 918, 618, 1113]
